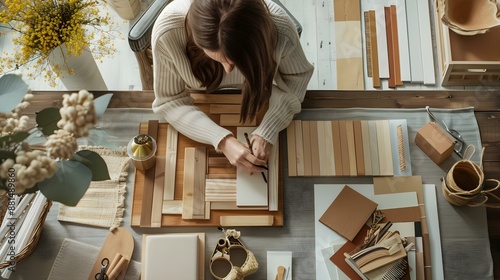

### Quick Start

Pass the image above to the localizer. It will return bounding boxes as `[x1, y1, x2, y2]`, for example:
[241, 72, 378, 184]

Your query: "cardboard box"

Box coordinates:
[415, 122, 455, 164]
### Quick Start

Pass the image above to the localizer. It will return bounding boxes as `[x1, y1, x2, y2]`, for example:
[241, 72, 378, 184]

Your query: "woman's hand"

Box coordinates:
[249, 134, 273, 162]
[218, 135, 267, 173]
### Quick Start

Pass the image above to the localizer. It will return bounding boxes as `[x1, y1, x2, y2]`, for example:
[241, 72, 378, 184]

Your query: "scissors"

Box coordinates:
[425, 106, 465, 158]
[95, 258, 109, 280]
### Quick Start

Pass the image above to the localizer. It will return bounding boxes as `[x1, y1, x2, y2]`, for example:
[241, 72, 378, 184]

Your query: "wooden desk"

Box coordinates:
[18, 90, 499, 279]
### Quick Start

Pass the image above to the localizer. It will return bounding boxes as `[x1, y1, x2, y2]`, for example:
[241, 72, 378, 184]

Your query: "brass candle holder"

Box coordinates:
[127, 134, 157, 170]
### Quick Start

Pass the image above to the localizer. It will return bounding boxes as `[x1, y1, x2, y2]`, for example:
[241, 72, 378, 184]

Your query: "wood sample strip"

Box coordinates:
[417, 0, 436, 85]
[209, 104, 241, 114]
[219, 114, 256, 127]
[268, 140, 279, 211]
[140, 120, 158, 228]
[397, 124, 406, 172]
[309, 121, 321, 176]
[220, 215, 274, 227]
[390, 5, 403, 86]
[360, 121, 372, 175]
[332, 121, 343, 176]
[385, 7, 396, 88]
[182, 146, 207, 219]
[193, 146, 207, 218]
[364, 11, 373, 78]
[287, 121, 297, 176]
[334, 0, 364, 89]
[294, 120, 305, 176]
[368, 121, 380, 175]
[382, 120, 394, 175]
[338, 120, 350, 176]
[301, 121, 312, 176]
[368, 10, 380, 87]
[376, 120, 393, 176]
[353, 120, 365, 176]
[323, 121, 336, 176]
[345, 120, 357, 176]
[317, 121, 328, 176]
[182, 147, 196, 219]
[164, 124, 178, 201]
[151, 156, 165, 228]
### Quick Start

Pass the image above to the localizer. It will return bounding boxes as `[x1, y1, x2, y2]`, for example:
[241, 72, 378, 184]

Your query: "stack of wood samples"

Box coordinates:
[131, 93, 282, 228]
[286, 119, 411, 177]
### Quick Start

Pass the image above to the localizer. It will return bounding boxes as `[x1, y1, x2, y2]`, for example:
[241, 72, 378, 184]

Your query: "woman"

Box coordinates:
[151, 0, 314, 173]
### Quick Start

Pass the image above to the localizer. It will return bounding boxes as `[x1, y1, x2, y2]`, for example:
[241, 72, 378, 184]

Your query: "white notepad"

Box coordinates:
[236, 127, 268, 206]
[142, 233, 201, 280]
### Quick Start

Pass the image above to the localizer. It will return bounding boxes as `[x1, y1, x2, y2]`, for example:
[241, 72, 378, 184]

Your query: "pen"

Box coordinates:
[244, 132, 268, 183]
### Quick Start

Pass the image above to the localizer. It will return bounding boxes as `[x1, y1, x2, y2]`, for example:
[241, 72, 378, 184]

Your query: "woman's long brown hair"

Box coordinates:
[186, 0, 277, 123]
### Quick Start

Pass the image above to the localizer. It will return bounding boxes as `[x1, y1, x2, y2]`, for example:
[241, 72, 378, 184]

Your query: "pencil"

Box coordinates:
[244, 132, 268, 183]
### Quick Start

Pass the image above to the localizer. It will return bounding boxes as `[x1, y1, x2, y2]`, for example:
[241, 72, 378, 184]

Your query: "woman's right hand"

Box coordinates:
[218, 135, 267, 173]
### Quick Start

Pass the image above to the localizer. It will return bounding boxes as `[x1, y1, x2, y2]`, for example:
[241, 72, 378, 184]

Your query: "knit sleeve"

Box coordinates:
[252, 23, 314, 145]
[151, 28, 232, 149]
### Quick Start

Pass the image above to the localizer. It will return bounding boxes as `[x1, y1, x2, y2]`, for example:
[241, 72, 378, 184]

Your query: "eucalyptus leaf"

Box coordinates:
[94, 93, 113, 120]
[0, 74, 29, 113]
[36, 107, 61, 136]
[72, 150, 110, 181]
[0, 150, 16, 162]
[25, 130, 48, 145]
[0, 131, 29, 148]
[37, 161, 92, 206]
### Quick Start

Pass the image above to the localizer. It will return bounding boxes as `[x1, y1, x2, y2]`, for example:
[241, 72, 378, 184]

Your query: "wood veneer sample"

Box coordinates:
[286, 121, 297, 176]
[338, 120, 351, 176]
[368, 121, 380, 175]
[323, 121, 336, 176]
[140, 120, 158, 228]
[294, 120, 305, 176]
[317, 121, 328, 176]
[361, 120, 372, 175]
[164, 124, 178, 201]
[332, 121, 343, 176]
[353, 120, 365, 176]
[319, 185, 378, 241]
[301, 121, 312, 176]
[368, 10, 381, 88]
[390, 5, 403, 86]
[309, 121, 321, 176]
[385, 7, 396, 88]
[151, 156, 165, 228]
[345, 120, 357, 176]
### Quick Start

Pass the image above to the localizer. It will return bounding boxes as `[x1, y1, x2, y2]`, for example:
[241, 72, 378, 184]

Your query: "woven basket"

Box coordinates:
[0, 194, 52, 269]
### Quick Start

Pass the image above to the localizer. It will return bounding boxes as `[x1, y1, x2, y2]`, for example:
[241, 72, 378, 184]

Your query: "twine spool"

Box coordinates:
[442, 145, 500, 208]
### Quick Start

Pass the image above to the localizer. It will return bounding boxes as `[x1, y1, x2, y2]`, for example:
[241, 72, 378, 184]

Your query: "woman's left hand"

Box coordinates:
[249, 135, 273, 162]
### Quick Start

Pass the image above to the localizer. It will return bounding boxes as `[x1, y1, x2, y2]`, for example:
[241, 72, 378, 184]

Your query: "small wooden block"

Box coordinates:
[220, 215, 274, 227]
[162, 200, 183, 214]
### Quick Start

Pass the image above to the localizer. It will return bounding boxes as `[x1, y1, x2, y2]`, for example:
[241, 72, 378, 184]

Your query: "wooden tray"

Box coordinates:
[130, 94, 283, 227]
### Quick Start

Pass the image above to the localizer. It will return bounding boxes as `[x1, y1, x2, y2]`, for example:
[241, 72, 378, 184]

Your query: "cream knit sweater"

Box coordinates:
[151, 0, 314, 149]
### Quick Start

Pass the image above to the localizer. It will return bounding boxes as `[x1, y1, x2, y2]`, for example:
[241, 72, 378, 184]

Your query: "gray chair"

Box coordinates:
[128, 0, 302, 90]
